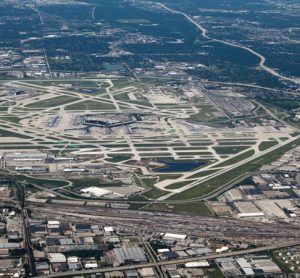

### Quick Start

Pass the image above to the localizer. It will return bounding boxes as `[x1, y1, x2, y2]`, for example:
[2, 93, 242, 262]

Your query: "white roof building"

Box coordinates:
[252, 259, 281, 273]
[163, 233, 187, 240]
[138, 267, 156, 277]
[67, 256, 79, 263]
[157, 248, 170, 253]
[216, 246, 229, 253]
[238, 212, 265, 218]
[84, 263, 98, 269]
[104, 227, 114, 232]
[48, 253, 66, 263]
[185, 260, 210, 268]
[48, 221, 60, 225]
[242, 267, 255, 276]
[236, 258, 251, 268]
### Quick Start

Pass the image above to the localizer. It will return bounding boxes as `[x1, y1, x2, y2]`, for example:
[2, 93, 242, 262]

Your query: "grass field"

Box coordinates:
[26, 96, 78, 108]
[114, 92, 130, 101]
[0, 145, 48, 150]
[213, 146, 249, 154]
[65, 100, 115, 110]
[213, 149, 255, 168]
[15, 175, 68, 188]
[70, 178, 123, 189]
[142, 187, 168, 199]
[158, 174, 182, 182]
[106, 155, 132, 162]
[0, 116, 21, 123]
[258, 140, 278, 151]
[188, 169, 219, 179]
[165, 181, 191, 190]
[0, 129, 30, 139]
[218, 141, 256, 146]
[206, 268, 224, 278]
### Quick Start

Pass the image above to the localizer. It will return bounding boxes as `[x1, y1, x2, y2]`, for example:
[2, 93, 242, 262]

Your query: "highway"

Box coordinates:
[39, 241, 300, 278]
[157, 3, 300, 85]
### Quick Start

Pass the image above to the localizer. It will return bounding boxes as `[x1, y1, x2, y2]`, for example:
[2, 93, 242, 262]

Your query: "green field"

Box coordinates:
[258, 140, 278, 151]
[106, 155, 132, 162]
[26, 96, 79, 108]
[70, 178, 123, 189]
[15, 175, 68, 188]
[0, 129, 30, 139]
[206, 268, 224, 278]
[0, 145, 48, 150]
[188, 169, 218, 179]
[213, 146, 249, 154]
[0, 116, 21, 123]
[213, 149, 255, 168]
[165, 181, 191, 190]
[114, 92, 130, 101]
[142, 187, 168, 199]
[65, 100, 115, 110]
[158, 174, 182, 182]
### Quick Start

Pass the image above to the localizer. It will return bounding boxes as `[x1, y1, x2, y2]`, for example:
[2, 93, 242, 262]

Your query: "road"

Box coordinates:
[14, 182, 36, 276]
[142, 238, 166, 278]
[158, 3, 300, 86]
[39, 241, 300, 278]
[92, 5, 96, 21]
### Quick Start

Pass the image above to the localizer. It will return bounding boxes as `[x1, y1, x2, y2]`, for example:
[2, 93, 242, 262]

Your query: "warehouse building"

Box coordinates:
[105, 245, 147, 266]
[255, 199, 287, 219]
[233, 201, 265, 218]
[163, 233, 187, 241]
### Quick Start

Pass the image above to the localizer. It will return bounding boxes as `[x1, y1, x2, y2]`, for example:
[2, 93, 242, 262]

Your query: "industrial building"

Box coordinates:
[255, 199, 288, 219]
[233, 201, 265, 218]
[105, 245, 148, 266]
[163, 233, 187, 241]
